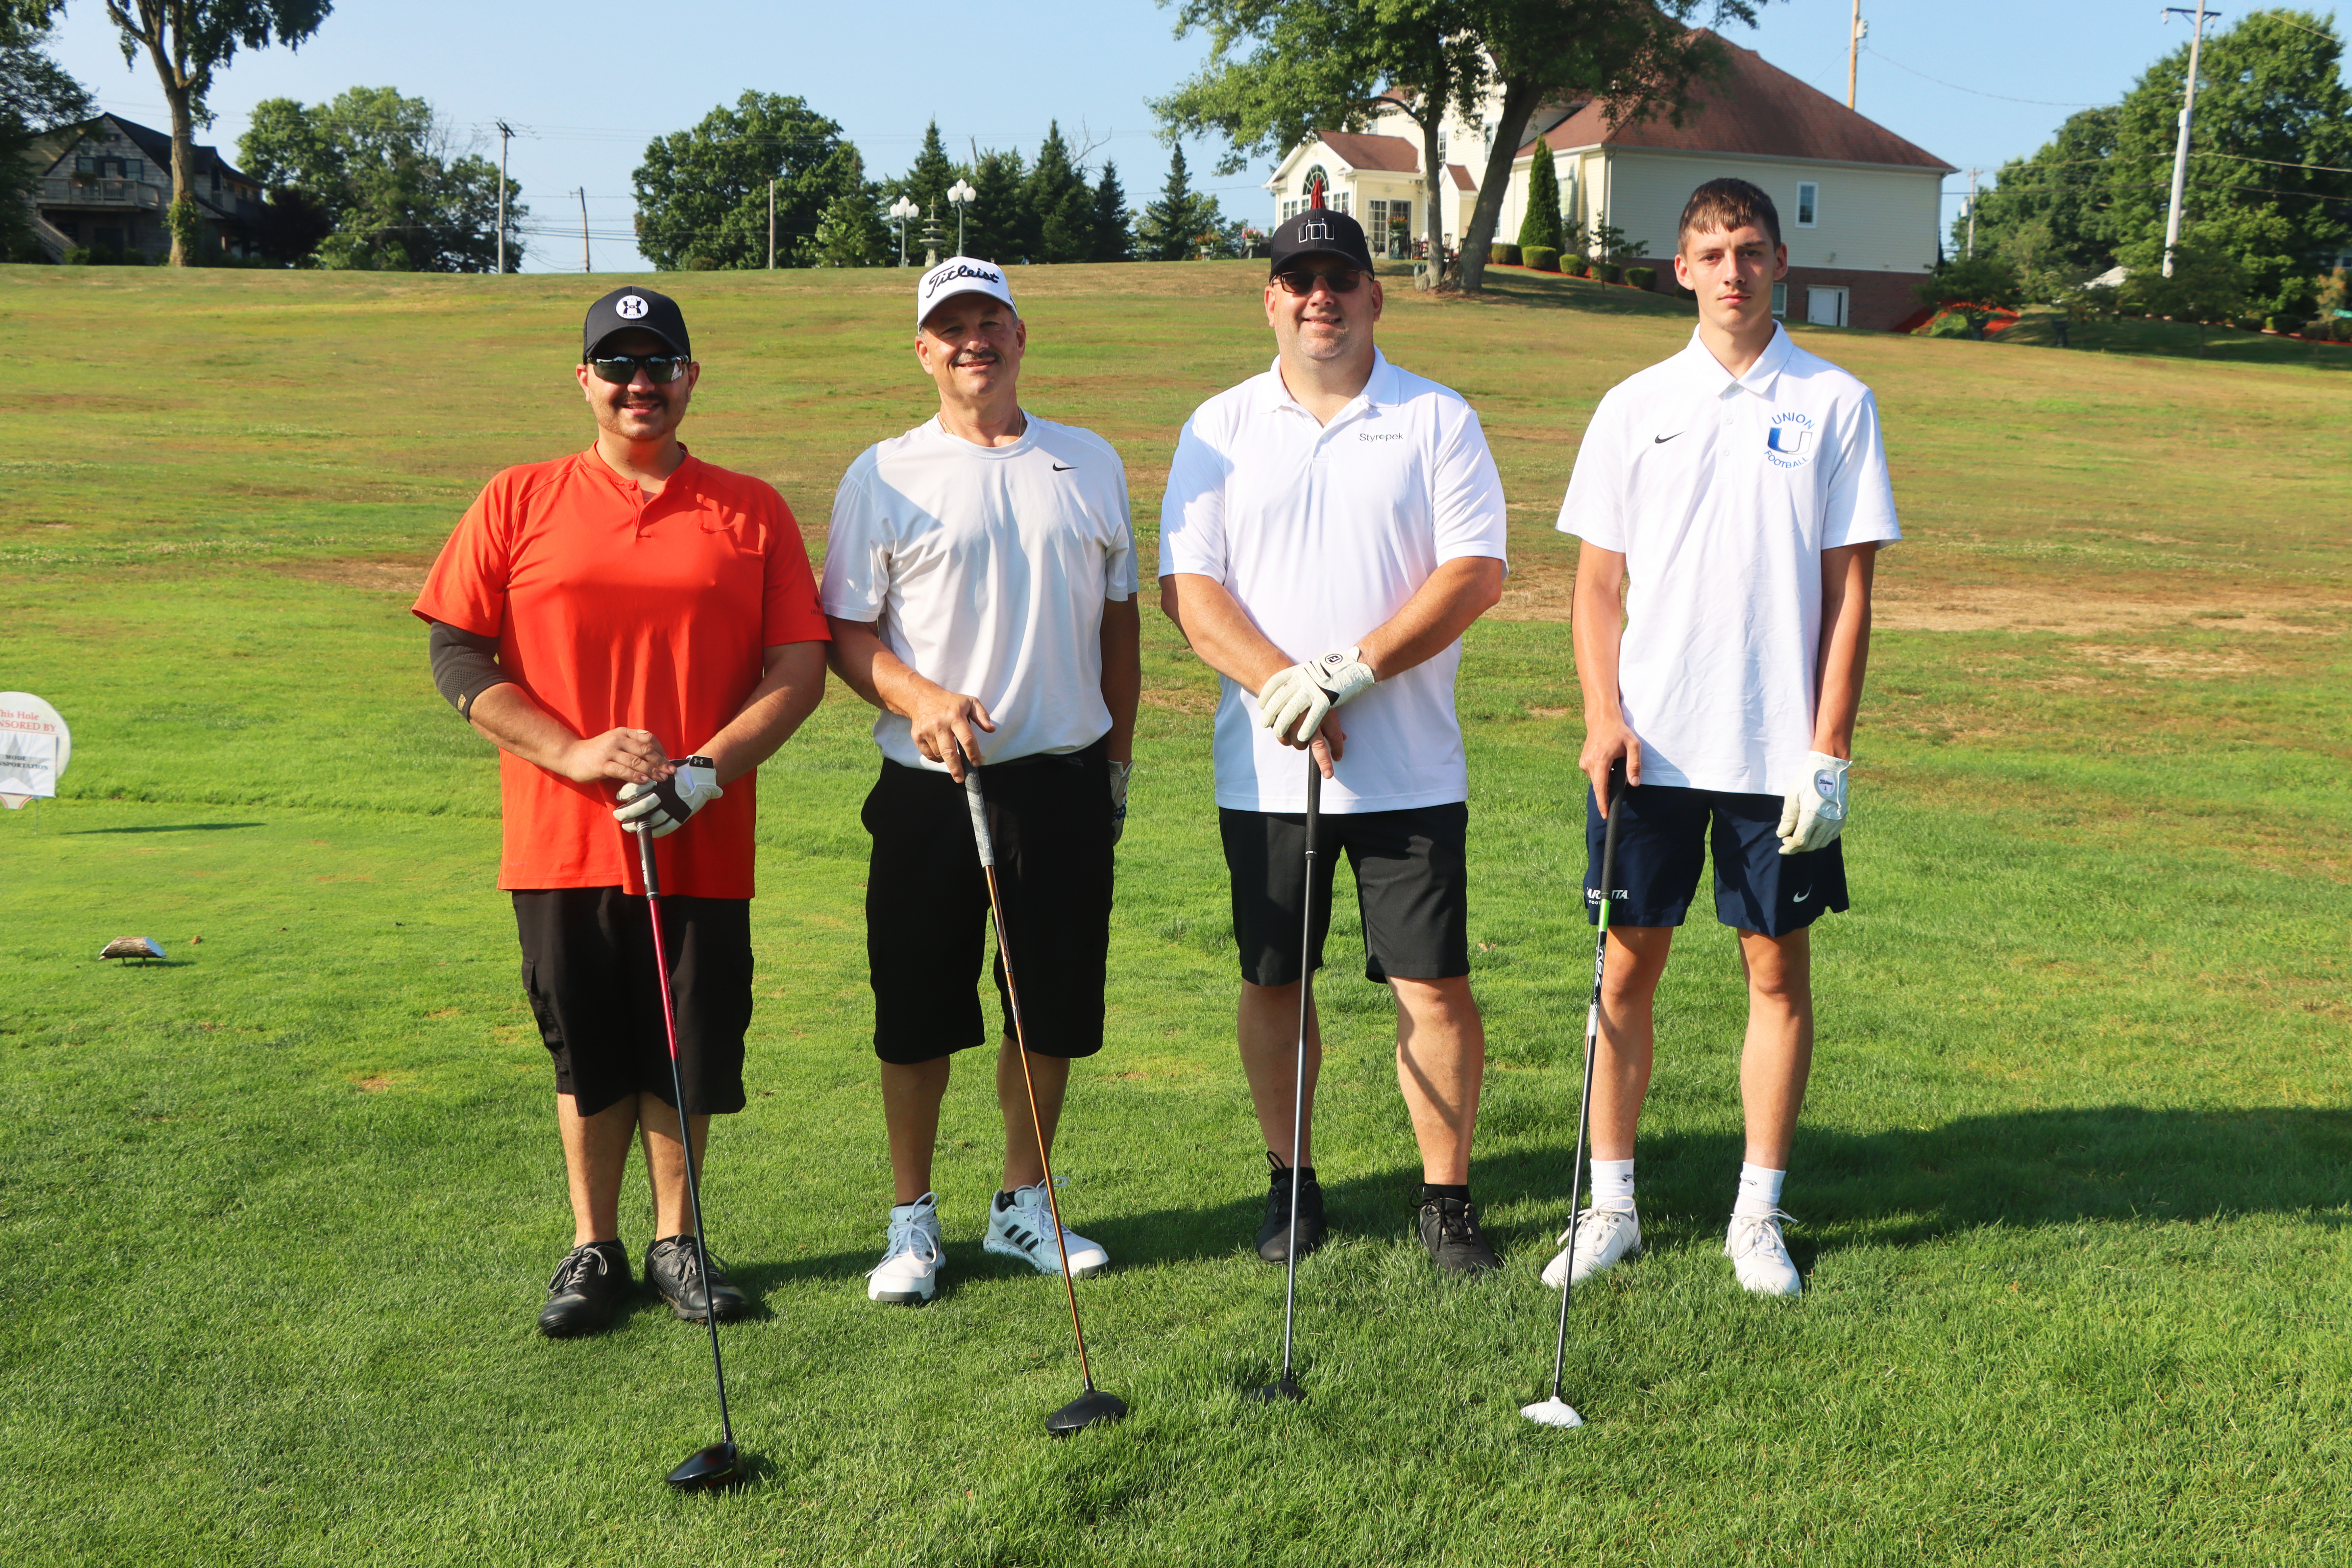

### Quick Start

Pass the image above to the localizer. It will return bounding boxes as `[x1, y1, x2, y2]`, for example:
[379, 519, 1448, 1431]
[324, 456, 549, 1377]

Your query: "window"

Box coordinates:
[1332, 191, 1350, 216]
[1368, 198, 1388, 235]
[1770, 282, 1788, 317]
[1795, 182, 1818, 228]
[75, 155, 94, 174]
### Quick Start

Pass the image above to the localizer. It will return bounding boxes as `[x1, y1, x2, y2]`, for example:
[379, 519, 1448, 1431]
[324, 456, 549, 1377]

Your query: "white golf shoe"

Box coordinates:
[984, 1179, 1109, 1278]
[866, 1192, 944, 1305]
[1541, 1204, 1642, 1289]
[1724, 1208, 1802, 1297]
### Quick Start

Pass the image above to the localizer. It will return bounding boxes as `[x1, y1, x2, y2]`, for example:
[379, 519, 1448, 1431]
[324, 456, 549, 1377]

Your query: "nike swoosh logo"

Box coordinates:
[1792, 888, 1812, 902]
[1653, 433, 1681, 444]
[1052, 463, 1076, 471]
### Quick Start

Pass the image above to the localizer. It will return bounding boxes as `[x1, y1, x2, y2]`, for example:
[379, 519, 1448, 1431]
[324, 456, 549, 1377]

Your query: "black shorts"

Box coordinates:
[512, 887, 752, 1118]
[861, 740, 1114, 1066]
[1585, 783, 1848, 938]
[1220, 802, 1471, 987]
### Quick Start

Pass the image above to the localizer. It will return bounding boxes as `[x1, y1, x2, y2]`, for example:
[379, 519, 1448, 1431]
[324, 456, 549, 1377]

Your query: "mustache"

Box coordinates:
[950, 349, 1001, 367]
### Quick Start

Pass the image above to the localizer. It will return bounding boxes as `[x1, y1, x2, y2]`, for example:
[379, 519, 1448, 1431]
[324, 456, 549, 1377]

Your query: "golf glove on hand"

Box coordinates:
[1258, 647, 1376, 746]
[614, 755, 722, 839]
[1776, 752, 1850, 856]
[1108, 760, 1133, 847]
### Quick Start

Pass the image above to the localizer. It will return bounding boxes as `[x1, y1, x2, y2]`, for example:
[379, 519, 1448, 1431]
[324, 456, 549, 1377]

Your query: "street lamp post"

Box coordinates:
[947, 178, 976, 255]
[888, 195, 920, 267]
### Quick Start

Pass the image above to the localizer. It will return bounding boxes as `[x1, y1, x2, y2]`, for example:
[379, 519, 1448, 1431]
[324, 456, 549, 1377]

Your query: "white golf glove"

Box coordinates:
[1776, 752, 1850, 856]
[614, 755, 722, 839]
[1258, 647, 1376, 746]
[1108, 759, 1132, 846]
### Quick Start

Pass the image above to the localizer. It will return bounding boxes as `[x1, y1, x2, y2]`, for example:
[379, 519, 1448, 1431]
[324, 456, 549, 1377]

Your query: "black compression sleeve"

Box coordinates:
[427, 621, 515, 719]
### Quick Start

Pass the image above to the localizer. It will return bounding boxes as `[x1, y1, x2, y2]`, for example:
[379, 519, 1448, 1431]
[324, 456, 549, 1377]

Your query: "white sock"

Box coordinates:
[1589, 1158, 1636, 1212]
[1733, 1162, 1785, 1218]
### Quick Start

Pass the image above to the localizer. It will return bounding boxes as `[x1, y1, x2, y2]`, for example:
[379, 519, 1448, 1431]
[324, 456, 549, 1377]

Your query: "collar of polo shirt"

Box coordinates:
[1682, 321, 1795, 396]
[1253, 348, 1400, 418]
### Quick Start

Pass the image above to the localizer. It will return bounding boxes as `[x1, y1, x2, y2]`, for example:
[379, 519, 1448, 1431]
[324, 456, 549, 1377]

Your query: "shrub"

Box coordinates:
[1927, 310, 1974, 338]
[1594, 261, 1623, 285]
[63, 244, 148, 266]
[1490, 242, 1521, 267]
[1625, 265, 1657, 292]
[1522, 245, 1560, 273]
[1562, 252, 1589, 277]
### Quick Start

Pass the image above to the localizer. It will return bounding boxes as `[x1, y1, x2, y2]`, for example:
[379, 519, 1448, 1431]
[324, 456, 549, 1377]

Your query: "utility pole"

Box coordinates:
[494, 121, 512, 275]
[1846, 0, 1866, 108]
[767, 179, 776, 269]
[578, 188, 590, 274]
[1965, 168, 1979, 258]
[2161, 2, 2219, 276]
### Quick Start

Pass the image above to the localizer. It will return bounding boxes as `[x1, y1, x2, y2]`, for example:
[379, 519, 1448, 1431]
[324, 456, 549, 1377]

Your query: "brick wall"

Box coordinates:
[1780, 267, 1926, 332]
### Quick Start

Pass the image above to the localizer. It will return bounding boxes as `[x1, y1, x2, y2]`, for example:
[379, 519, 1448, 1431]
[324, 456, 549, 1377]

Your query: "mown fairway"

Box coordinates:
[2, 261, 2348, 1566]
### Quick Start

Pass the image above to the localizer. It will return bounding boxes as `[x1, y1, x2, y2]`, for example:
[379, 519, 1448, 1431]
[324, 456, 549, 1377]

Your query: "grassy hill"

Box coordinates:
[3, 260, 2348, 1566]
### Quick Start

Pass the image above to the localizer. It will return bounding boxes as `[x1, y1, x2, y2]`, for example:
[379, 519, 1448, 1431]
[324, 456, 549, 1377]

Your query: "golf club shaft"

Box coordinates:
[1547, 763, 1624, 1402]
[637, 827, 735, 1447]
[965, 772, 1101, 1393]
[1278, 753, 1321, 1379]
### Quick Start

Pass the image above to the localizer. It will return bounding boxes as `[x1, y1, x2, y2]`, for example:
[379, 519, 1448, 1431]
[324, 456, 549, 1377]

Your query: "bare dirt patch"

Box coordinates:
[284, 558, 429, 596]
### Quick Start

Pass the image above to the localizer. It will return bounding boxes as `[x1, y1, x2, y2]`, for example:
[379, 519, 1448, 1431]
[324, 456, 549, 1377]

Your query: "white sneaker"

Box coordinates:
[865, 1192, 944, 1305]
[983, 1179, 1110, 1278]
[1724, 1208, 1802, 1297]
[1541, 1204, 1642, 1289]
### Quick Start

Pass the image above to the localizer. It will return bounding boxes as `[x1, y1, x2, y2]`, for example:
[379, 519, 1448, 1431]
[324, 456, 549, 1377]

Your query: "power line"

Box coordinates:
[1860, 46, 2098, 108]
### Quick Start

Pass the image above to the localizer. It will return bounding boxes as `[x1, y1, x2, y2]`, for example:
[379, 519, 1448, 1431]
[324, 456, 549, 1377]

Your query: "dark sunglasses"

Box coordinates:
[588, 354, 690, 385]
[1273, 266, 1366, 296]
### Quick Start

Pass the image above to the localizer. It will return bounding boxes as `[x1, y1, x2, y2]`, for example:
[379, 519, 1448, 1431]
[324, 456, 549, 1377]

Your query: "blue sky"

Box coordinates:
[39, 0, 2274, 272]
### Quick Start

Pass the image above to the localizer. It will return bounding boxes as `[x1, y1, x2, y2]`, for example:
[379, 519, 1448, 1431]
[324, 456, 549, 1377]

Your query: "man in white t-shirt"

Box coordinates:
[1160, 210, 1512, 1277]
[823, 256, 1142, 1306]
[1552, 178, 1900, 1299]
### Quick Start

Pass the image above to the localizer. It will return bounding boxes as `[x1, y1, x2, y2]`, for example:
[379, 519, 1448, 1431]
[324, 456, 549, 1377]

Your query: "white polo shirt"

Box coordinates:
[823, 413, 1136, 771]
[1557, 323, 1900, 798]
[1160, 351, 1510, 814]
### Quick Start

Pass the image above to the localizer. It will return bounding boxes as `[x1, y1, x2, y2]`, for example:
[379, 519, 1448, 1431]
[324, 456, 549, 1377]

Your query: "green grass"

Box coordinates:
[2, 260, 2349, 1566]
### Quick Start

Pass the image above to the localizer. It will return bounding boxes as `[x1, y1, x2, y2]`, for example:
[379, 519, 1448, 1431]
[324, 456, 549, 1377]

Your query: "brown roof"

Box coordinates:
[1314, 130, 1422, 174]
[1528, 35, 1953, 172]
[1447, 164, 1475, 190]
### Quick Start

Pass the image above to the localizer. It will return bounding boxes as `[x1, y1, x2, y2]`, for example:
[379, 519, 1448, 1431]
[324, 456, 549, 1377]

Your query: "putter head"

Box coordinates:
[1045, 1389, 1128, 1437]
[1520, 1396, 1586, 1430]
[1248, 1374, 1306, 1404]
[665, 1440, 743, 1491]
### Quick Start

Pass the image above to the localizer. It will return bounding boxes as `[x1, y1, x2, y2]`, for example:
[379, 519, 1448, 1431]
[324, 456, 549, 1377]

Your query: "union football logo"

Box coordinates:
[1765, 410, 1817, 469]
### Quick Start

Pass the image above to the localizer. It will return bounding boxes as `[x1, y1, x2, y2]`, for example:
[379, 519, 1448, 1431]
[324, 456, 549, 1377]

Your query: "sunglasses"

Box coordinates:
[1273, 266, 1366, 296]
[588, 354, 690, 385]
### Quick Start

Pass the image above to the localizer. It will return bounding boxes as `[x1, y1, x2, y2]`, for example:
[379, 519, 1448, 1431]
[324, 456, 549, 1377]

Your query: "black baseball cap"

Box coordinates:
[582, 287, 692, 360]
[1268, 209, 1375, 276]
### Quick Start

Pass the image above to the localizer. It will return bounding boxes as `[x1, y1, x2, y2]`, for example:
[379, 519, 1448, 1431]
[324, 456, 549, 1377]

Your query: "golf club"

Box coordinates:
[632, 824, 746, 1491]
[963, 769, 1128, 1438]
[1523, 759, 1626, 1432]
[1251, 750, 1321, 1405]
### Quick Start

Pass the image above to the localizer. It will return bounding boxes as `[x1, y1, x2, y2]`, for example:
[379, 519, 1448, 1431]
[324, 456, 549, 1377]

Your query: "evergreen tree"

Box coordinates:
[1089, 160, 1133, 262]
[812, 152, 887, 266]
[1137, 143, 1200, 262]
[961, 147, 1028, 262]
[1516, 140, 1563, 252]
[902, 120, 957, 213]
[1025, 121, 1093, 263]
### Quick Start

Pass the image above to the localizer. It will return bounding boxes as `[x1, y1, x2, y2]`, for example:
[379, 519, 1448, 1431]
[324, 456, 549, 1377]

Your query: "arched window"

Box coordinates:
[1302, 164, 1331, 209]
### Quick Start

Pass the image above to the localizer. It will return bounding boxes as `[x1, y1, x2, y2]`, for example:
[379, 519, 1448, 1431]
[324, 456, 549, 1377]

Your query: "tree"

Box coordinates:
[19, 0, 330, 265]
[633, 92, 866, 269]
[811, 152, 887, 266]
[239, 87, 519, 271]
[960, 147, 1028, 263]
[1026, 121, 1093, 263]
[1914, 255, 2023, 337]
[1, 9, 92, 261]
[1516, 137, 1562, 251]
[2120, 231, 2248, 351]
[1137, 142, 1224, 261]
[1089, 160, 1133, 262]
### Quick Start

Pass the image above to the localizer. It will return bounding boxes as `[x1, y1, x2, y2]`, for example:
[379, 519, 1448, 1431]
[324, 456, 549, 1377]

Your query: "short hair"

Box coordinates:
[1677, 178, 1782, 252]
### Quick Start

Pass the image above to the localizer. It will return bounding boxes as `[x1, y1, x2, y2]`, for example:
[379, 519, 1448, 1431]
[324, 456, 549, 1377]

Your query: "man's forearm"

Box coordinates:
[1099, 598, 1141, 764]
[467, 683, 586, 774]
[1570, 545, 1628, 728]
[701, 641, 828, 784]
[1810, 543, 1877, 759]
[827, 617, 946, 719]
[1158, 573, 1293, 692]
[1356, 556, 1504, 681]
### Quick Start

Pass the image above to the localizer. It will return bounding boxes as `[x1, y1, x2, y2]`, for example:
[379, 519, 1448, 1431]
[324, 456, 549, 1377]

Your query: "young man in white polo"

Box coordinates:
[1551, 178, 1899, 1298]
[824, 257, 1142, 1305]
[1160, 209, 1511, 1276]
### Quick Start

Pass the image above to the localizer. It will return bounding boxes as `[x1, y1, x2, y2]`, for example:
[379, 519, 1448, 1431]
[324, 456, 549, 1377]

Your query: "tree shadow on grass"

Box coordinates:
[66, 821, 266, 834]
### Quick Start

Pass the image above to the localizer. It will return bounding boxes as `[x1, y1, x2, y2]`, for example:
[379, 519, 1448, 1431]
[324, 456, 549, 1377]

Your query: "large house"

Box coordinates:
[1265, 36, 1955, 331]
[24, 114, 264, 262]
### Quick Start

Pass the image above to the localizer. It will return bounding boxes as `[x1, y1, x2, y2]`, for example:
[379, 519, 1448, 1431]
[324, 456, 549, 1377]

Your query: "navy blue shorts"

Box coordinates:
[1584, 784, 1847, 937]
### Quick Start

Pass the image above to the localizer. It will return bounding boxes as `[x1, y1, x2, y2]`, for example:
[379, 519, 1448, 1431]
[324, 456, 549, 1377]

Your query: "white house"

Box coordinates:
[1265, 35, 1955, 330]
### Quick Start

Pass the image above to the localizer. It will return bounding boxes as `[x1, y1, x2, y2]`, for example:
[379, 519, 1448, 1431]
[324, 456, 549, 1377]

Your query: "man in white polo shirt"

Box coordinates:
[1551, 177, 1900, 1299]
[1160, 209, 1511, 1277]
[824, 256, 1142, 1305]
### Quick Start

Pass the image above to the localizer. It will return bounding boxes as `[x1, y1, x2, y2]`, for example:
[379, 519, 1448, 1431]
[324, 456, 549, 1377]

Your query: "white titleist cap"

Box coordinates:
[916, 256, 1018, 327]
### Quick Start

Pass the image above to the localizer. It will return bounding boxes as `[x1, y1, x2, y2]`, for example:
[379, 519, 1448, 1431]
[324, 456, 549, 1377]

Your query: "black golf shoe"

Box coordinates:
[537, 1240, 631, 1337]
[1255, 1155, 1327, 1264]
[645, 1235, 752, 1323]
[1418, 1194, 1502, 1276]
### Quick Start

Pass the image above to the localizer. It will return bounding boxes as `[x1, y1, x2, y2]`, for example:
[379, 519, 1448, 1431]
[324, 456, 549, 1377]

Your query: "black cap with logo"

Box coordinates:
[1267, 209, 1376, 276]
[582, 286, 692, 361]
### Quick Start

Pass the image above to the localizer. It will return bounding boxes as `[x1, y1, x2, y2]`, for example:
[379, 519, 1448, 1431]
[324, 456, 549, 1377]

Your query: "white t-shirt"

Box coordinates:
[1557, 324, 1901, 797]
[823, 413, 1136, 771]
[1160, 351, 1510, 814]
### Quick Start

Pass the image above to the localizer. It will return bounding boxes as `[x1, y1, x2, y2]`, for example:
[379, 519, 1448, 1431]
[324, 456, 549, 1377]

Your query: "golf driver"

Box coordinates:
[1523, 759, 1626, 1431]
[1251, 751, 1321, 1405]
[632, 824, 746, 1491]
[963, 769, 1128, 1438]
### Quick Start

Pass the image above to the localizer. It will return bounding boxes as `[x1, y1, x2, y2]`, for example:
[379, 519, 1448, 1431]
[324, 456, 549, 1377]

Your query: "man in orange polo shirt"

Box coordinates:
[414, 286, 830, 1337]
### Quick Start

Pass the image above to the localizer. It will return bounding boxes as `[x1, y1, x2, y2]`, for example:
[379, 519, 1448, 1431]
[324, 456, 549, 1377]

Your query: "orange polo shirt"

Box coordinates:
[414, 446, 829, 899]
